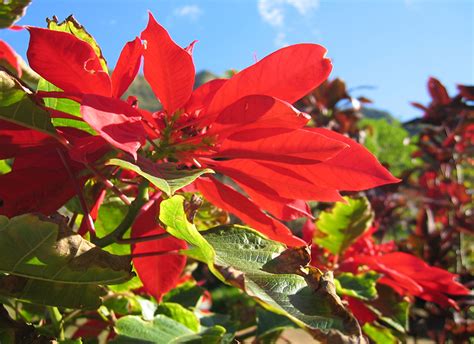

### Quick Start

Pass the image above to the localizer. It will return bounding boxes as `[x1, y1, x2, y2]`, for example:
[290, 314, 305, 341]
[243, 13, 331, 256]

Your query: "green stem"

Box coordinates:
[93, 181, 149, 247]
[48, 306, 64, 340]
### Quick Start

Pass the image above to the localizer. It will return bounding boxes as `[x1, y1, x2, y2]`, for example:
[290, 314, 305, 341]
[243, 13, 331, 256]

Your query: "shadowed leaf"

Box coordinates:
[0, 214, 133, 284]
[109, 158, 213, 196]
[0, 275, 104, 309]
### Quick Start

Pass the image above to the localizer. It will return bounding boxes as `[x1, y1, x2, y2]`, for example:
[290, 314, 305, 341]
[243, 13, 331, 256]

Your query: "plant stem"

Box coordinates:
[93, 181, 149, 247]
[118, 232, 170, 244]
[48, 307, 64, 341]
[86, 163, 131, 206]
[57, 148, 95, 238]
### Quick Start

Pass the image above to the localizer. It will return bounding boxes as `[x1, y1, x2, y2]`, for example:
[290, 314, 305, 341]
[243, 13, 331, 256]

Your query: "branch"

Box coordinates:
[93, 181, 149, 247]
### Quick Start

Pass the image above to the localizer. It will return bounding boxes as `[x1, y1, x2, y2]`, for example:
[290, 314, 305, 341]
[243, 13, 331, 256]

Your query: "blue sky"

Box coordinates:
[1, 0, 472, 120]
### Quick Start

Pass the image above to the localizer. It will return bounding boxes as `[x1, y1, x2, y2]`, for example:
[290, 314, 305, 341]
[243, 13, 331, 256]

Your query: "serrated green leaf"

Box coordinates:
[114, 315, 225, 344]
[335, 272, 379, 301]
[0, 214, 132, 284]
[156, 303, 200, 332]
[0, 0, 30, 28]
[108, 159, 213, 196]
[47, 15, 108, 72]
[0, 275, 104, 309]
[363, 323, 399, 344]
[0, 70, 57, 137]
[314, 196, 374, 255]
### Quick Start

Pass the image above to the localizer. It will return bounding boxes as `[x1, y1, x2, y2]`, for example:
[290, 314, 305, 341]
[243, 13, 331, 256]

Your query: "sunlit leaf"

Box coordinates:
[362, 323, 399, 344]
[335, 272, 379, 301]
[314, 196, 374, 255]
[114, 315, 226, 344]
[37, 77, 95, 134]
[156, 302, 200, 332]
[159, 195, 215, 264]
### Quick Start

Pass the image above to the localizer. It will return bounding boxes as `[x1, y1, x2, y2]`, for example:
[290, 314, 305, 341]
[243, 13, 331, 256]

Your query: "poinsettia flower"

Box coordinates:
[99, 13, 399, 246]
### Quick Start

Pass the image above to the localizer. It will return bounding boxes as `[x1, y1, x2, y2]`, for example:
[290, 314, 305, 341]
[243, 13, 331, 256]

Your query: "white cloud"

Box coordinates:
[258, 0, 319, 27]
[258, 0, 284, 27]
[174, 5, 203, 20]
[258, 0, 319, 47]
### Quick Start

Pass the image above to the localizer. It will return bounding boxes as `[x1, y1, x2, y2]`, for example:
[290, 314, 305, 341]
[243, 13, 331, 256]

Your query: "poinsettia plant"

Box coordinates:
[0, 6, 470, 344]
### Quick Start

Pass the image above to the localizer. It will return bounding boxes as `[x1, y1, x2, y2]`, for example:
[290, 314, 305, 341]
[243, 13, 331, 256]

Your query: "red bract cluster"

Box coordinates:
[0, 13, 399, 299]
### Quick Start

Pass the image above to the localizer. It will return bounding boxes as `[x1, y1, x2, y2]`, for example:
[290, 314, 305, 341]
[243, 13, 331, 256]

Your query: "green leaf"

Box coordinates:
[162, 281, 204, 308]
[0, 214, 132, 284]
[47, 15, 108, 72]
[114, 315, 225, 344]
[0, 275, 104, 309]
[159, 195, 216, 265]
[156, 303, 200, 332]
[363, 323, 398, 344]
[0, 0, 30, 28]
[314, 196, 374, 255]
[0, 160, 11, 175]
[335, 272, 379, 301]
[37, 78, 96, 134]
[95, 199, 130, 255]
[0, 70, 57, 137]
[108, 159, 213, 197]
[159, 197, 365, 340]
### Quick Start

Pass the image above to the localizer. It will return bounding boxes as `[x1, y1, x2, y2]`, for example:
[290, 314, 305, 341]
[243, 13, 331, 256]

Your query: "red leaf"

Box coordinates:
[206, 44, 332, 116]
[80, 95, 146, 159]
[196, 177, 306, 247]
[428, 77, 450, 105]
[185, 78, 227, 114]
[213, 128, 347, 164]
[206, 95, 309, 137]
[0, 120, 58, 159]
[26, 27, 111, 96]
[141, 13, 195, 114]
[351, 252, 469, 309]
[0, 151, 85, 217]
[132, 200, 187, 300]
[0, 39, 22, 76]
[111, 37, 143, 98]
[287, 128, 400, 190]
[212, 159, 343, 202]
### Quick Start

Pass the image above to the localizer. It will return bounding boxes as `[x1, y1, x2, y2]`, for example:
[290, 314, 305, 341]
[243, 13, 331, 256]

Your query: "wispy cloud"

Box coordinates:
[174, 5, 203, 21]
[258, 0, 319, 27]
[257, 0, 319, 46]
